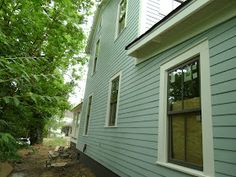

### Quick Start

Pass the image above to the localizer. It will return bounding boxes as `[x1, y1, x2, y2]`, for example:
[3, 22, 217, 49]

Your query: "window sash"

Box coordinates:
[118, 0, 126, 34]
[108, 76, 120, 126]
[167, 57, 203, 170]
[93, 40, 100, 74]
[84, 96, 92, 135]
[167, 57, 200, 112]
[93, 57, 97, 73]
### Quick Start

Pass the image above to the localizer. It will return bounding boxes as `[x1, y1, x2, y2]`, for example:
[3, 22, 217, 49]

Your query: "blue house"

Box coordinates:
[77, 0, 236, 176]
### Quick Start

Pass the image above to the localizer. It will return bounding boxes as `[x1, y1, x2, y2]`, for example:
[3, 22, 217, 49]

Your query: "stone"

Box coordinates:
[0, 162, 13, 177]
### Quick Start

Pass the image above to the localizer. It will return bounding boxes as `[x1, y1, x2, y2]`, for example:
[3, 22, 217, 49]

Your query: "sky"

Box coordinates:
[67, 1, 98, 106]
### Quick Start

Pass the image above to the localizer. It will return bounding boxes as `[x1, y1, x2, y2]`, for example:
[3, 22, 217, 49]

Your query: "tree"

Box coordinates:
[0, 0, 93, 144]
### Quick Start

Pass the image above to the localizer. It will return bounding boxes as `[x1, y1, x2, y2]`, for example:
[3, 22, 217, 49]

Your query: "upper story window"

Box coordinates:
[157, 41, 214, 177]
[117, 0, 127, 35]
[84, 95, 92, 135]
[106, 72, 121, 127]
[92, 39, 100, 74]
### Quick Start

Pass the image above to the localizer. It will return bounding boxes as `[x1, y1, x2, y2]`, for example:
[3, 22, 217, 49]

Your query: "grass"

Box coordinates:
[43, 137, 69, 148]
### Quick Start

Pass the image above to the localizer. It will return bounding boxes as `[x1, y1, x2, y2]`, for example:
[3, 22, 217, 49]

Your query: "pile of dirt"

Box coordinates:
[10, 144, 96, 177]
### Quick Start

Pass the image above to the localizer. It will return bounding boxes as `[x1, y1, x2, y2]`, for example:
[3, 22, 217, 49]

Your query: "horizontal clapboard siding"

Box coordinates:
[78, 0, 236, 175]
[209, 17, 236, 177]
[140, 0, 162, 34]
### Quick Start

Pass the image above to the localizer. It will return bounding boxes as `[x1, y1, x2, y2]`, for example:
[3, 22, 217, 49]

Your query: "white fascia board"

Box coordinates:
[127, 0, 211, 55]
[85, 0, 109, 54]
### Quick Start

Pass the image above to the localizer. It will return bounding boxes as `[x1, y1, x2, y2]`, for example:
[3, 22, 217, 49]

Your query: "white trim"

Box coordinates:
[83, 93, 93, 136]
[91, 38, 101, 76]
[115, 0, 128, 40]
[157, 40, 214, 176]
[85, 0, 109, 54]
[156, 162, 211, 177]
[128, 0, 210, 54]
[105, 71, 122, 127]
[128, 0, 236, 63]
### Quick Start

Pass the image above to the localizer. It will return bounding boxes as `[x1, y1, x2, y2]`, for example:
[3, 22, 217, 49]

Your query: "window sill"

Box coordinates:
[104, 125, 118, 128]
[156, 161, 211, 177]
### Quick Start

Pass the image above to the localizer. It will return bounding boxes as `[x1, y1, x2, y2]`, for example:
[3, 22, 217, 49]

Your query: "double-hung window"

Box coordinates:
[168, 58, 202, 170]
[84, 96, 92, 135]
[157, 41, 214, 176]
[117, 0, 127, 35]
[107, 73, 121, 126]
[93, 39, 100, 74]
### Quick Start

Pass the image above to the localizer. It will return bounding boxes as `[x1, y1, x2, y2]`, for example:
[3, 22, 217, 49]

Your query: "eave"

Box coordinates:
[126, 0, 236, 64]
[85, 0, 109, 54]
[71, 102, 83, 112]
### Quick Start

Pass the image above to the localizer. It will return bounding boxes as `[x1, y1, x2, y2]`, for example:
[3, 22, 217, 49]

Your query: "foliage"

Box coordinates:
[0, 0, 93, 146]
[0, 132, 19, 161]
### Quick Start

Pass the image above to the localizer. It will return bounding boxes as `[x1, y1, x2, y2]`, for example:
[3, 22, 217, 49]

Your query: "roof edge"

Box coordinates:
[85, 0, 109, 54]
[125, 0, 193, 50]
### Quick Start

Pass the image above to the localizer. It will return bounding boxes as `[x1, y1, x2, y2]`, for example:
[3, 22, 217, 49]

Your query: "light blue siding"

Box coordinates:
[78, 0, 236, 175]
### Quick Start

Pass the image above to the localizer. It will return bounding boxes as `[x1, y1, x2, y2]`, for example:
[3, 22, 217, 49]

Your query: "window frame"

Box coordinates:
[92, 39, 100, 75]
[84, 94, 93, 136]
[105, 72, 122, 127]
[167, 57, 203, 170]
[157, 40, 214, 177]
[115, 0, 128, 38]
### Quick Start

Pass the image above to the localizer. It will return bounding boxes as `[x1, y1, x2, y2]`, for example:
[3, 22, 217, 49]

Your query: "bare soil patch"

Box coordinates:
[10, 144, 96, 177]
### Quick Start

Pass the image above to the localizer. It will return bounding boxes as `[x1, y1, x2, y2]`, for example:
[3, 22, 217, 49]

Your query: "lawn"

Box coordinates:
[43, 137, 69, 148]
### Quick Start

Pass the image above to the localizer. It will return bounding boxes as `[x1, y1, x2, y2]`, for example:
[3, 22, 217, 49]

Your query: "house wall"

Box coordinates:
[139, 0, 162, 34]
[71, 111, 80, 144]
[78, 0, 236, 176]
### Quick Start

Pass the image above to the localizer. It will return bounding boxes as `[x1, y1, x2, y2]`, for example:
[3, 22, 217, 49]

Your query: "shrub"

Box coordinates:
[0, 132, 19, 161]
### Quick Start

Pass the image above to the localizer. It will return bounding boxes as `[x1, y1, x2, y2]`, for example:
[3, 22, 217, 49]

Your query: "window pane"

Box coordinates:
[170, 115, 185, 161]
[186, 113, 203, 167]
[109, 76, 120, 126]
[118, 0, 126, 34]
[109, 103, 117, 126]
[120, 0, 126, 19]
[85, 96, 92, 135]
[93, 57, 97, 73]
[119, 17, 125, 34]
[183, 60, 200, 110]
[168, 69, 183, 111]
[111, 77, 119, 103]
[95, 40, 100, 57]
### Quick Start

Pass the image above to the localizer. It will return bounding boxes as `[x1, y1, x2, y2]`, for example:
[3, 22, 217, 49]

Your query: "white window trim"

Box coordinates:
[83, 93, 93, 136]
[115, 0, 128, 40]
[157, 40, 215, 177]
[105, 72, 122, 127]
[91, 38, 100, 76]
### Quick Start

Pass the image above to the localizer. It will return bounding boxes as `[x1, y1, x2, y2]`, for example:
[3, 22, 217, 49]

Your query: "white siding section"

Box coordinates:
[139, 0, 162, 35]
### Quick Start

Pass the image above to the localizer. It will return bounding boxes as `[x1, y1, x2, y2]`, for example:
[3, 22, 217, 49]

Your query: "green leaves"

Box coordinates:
[0, 0, 93, 146]
[0, 132, 19, 162]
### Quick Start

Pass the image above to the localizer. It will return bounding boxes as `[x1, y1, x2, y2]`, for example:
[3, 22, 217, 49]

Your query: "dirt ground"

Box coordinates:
[10, 144, 96, 177]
